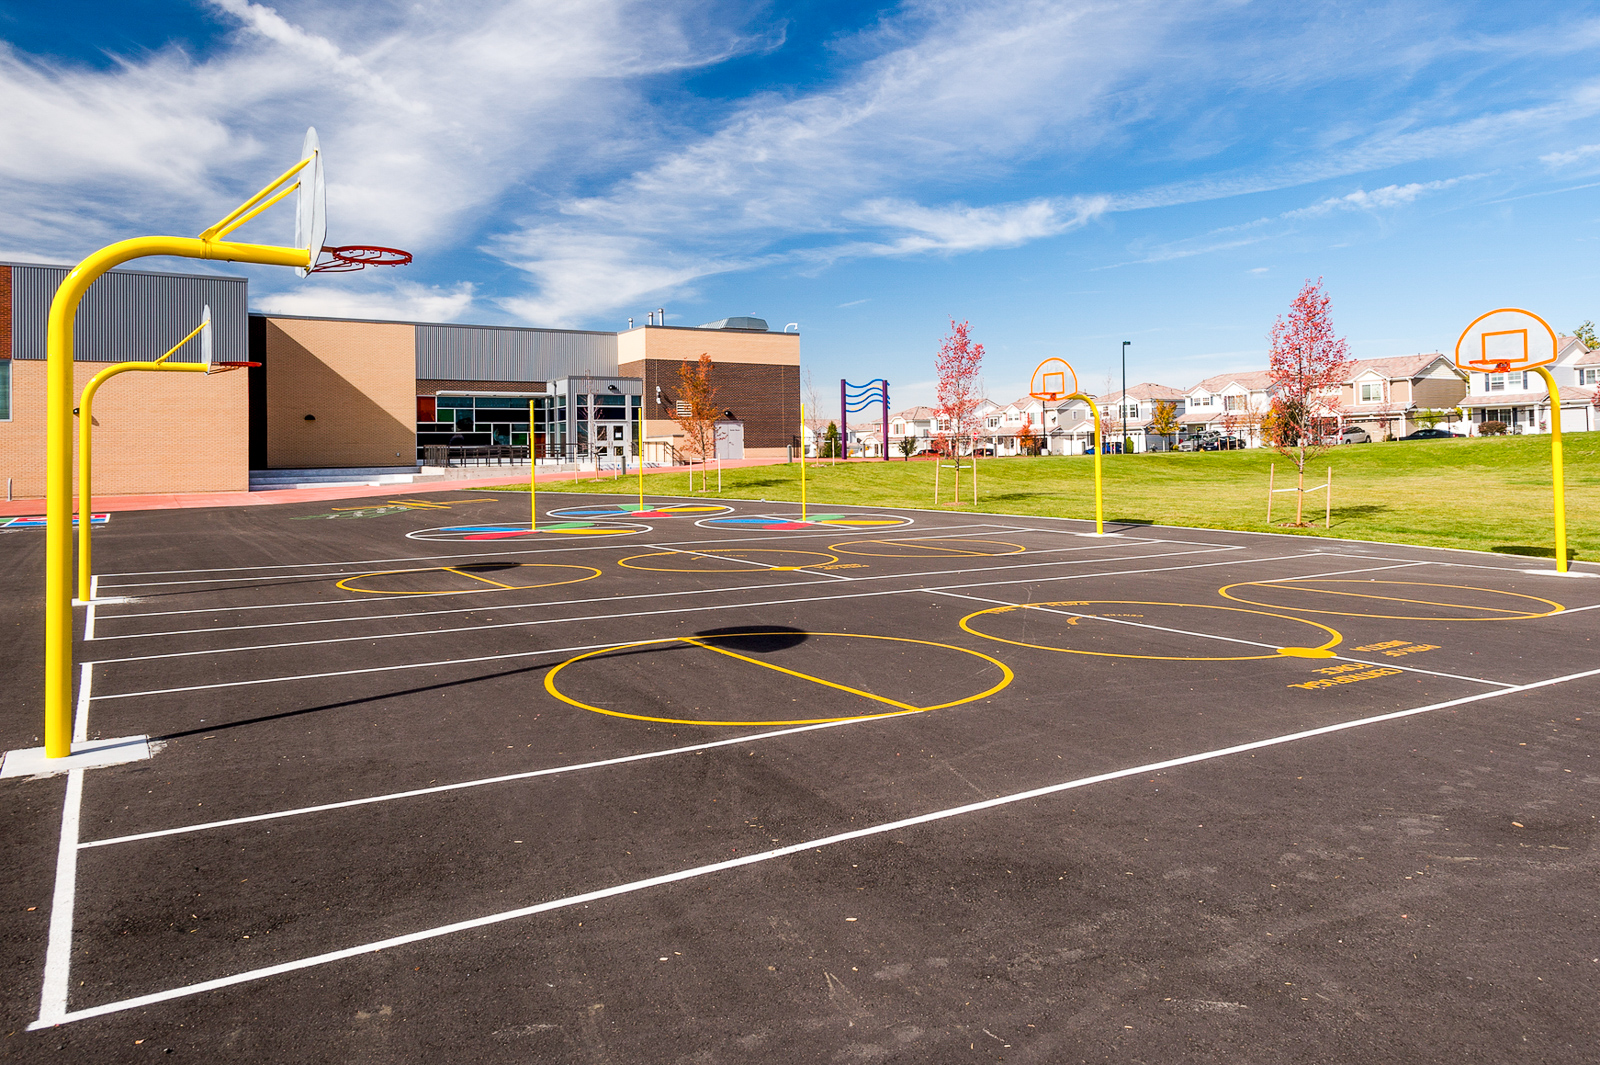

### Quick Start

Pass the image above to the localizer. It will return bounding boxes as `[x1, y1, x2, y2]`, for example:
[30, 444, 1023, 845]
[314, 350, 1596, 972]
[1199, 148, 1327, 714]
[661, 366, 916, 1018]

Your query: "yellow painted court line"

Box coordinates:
[679, 638, 922, 712]
[544, 632, 1014, 726]
[1218, 580, 1563, 620]
[444, 567, 522, 590]
[959, 601, 1343, 661]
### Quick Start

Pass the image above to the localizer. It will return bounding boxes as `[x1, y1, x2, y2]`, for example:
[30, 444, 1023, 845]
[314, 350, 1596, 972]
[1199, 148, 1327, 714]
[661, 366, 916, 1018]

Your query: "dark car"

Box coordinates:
[1402, 428, 1463, 440]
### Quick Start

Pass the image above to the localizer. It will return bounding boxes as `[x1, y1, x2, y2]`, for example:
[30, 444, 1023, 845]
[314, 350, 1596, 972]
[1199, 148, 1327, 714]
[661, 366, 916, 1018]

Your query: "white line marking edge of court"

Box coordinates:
[33, 660, 1600, 1029]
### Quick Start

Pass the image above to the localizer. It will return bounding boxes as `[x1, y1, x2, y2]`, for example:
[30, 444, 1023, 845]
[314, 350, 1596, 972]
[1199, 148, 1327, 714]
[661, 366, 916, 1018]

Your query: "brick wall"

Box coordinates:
[620, 358, 800, 451]
[263, 317, 416, 468]
[0, 359, 249, 499]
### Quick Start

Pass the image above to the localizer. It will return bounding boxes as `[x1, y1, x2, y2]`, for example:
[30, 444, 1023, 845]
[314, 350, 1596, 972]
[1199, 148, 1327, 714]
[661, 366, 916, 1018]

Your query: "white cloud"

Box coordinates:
[1283, 177, 1468, 218]
[254, 280, 476, 321]
[1541, 142, 1600, 167]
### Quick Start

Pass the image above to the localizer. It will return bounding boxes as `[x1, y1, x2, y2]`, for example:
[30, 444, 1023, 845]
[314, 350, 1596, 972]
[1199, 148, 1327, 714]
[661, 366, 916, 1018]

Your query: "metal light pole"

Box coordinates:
[1121, 340, 1131, 454]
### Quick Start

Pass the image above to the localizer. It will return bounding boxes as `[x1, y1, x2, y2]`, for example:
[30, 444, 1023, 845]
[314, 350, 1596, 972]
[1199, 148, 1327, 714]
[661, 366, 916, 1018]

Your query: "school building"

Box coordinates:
[0, 262, 800, 499]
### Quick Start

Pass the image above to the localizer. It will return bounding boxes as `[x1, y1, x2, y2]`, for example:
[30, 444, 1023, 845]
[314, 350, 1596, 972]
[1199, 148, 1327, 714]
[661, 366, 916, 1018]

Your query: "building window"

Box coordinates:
[1487, 372, 1524, 392]
[1581, 368, 1600, 386]
[0, 361, 9, 420]
[675, 400, 692, 417]
[1224, 394, 1247, 411]
[1359, 382, 1382, 403]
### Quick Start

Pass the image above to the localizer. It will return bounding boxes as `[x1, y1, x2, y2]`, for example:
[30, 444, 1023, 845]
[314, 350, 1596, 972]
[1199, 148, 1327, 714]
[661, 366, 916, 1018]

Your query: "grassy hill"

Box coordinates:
[495, 433, 1599, 560]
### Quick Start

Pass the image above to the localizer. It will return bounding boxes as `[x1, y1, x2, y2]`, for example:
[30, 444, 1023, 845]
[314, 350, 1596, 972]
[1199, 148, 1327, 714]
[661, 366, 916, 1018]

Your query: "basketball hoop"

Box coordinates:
[309, 245, 414, 273]
[1030, 357, 1079, 401]
[206, 360, 260, 374]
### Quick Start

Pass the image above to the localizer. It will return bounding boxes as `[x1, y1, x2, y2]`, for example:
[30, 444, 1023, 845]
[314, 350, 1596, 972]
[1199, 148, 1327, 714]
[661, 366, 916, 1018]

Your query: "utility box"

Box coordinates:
[714, 420, 744, 460]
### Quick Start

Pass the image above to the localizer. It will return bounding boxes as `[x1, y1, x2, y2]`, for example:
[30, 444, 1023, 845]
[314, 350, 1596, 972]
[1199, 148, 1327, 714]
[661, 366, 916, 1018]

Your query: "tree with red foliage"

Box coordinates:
[672, 354, 720, 490]
[934, 319, 985, 458]
[1266, 279, 1352, 524]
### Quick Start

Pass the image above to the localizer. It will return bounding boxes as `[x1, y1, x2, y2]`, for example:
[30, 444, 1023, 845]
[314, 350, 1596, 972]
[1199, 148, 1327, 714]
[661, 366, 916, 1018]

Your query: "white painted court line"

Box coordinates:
[91, 542, 1233, 636]
[37, 661, 1600, 1029]
[36, 664, 93, 1026]
[927, 583, 1514, 689]
[90, 639, 630, 702]
[86, 550, 1304, 678]
[92, 521, 1031, 583]
[81, 714, 918, 849]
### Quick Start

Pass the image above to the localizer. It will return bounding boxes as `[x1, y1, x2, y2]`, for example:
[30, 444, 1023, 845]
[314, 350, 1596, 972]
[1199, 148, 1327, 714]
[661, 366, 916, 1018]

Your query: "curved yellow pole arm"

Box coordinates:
[44, 235, 311, 758]
[77, 356, 209, 602]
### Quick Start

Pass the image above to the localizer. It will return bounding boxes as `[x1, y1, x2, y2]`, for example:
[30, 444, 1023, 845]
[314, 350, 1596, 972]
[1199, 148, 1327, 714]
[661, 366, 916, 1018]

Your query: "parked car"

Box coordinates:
[1336, 426, 1372, 444]
[1402, 428, 1463, 440]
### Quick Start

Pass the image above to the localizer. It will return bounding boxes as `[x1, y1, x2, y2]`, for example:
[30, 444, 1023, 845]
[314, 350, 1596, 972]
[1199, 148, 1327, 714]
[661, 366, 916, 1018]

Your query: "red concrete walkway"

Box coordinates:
[0, 457, 792, 517]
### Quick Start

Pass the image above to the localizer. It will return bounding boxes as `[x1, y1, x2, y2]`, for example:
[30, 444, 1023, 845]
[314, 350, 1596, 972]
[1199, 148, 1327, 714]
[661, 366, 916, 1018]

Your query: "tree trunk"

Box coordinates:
[1294, 448, 1306, 525]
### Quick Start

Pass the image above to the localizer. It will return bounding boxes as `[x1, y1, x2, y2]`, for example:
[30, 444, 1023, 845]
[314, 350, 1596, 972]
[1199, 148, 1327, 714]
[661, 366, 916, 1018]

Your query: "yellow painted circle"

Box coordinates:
[959, 601, 1342, 661]
[544, 632, 1014, 726]
[617, 549, 841, 572]
[829, 537, 1026, 558]
[338, 563, 601, 596]
[1218, 580, 1564, 621]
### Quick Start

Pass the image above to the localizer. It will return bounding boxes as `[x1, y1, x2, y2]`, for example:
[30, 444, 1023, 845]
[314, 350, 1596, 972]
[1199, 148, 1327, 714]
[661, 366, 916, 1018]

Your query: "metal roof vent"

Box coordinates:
[697, 316, 769, 331]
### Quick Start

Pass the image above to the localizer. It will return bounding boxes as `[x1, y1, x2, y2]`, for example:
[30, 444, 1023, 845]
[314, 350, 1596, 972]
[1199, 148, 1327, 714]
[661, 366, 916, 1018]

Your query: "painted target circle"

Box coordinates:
[406, 520, 649, 541]
[548, 503, 733, 519]
[696, 513, 913, 531]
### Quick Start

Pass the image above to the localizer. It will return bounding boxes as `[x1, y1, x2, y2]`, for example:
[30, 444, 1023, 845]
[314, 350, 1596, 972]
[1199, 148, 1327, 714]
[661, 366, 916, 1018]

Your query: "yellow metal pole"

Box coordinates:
[45, 235, 310, 758]
[77, 351, 207, 601]
[1069, 394, 1103, 535]
[799, 402, 808, 521]
[637, 415, 645, 511]
[1533, 366, 1569, 573]
[529, 399, 537, 533]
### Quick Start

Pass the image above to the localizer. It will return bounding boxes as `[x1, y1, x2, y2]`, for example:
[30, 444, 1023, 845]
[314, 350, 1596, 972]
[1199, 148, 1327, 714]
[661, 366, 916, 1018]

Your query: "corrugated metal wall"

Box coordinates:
[9, 264, 248, 363]
[415, 324, 617, 382]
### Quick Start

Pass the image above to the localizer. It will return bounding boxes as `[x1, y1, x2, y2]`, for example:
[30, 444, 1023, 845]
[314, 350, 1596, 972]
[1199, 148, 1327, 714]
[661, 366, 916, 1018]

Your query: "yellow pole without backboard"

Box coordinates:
[44, 234, 311, 759]
[1066, 393, 1103, 535]
[77, 323, 209, 601]
[637, 413, 645, 511]
[799, 402, 808, 521]
[1533, 366, 1569, 573]
[529, 400, 537, 532]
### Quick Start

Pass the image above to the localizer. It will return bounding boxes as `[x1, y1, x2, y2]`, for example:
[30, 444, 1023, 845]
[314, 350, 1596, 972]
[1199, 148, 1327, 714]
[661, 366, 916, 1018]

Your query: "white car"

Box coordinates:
[1338, 426, 1372, 444]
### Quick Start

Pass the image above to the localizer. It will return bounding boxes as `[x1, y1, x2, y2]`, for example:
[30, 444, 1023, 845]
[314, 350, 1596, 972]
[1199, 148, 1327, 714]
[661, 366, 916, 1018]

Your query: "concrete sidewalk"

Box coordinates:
[0, 457, 792, 517]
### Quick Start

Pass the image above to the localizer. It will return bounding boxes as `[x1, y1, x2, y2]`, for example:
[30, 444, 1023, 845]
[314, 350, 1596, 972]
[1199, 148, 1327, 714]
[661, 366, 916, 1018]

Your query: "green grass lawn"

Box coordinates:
[495, 434, 1599, 560]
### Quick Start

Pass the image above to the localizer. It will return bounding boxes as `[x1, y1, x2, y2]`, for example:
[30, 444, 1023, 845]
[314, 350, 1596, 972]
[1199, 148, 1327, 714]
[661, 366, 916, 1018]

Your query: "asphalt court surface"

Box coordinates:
[2, 488, 1598, 1063]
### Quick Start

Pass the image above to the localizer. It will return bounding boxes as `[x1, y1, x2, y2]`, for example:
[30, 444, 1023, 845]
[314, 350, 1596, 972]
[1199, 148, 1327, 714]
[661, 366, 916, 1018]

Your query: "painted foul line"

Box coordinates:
[35, 661, 1600, 1029]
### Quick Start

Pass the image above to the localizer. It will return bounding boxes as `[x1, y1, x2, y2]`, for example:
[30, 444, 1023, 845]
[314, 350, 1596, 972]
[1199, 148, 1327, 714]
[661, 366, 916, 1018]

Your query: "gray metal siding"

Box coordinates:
[415, 324, 617, 382]
[9, 264, 248, 364]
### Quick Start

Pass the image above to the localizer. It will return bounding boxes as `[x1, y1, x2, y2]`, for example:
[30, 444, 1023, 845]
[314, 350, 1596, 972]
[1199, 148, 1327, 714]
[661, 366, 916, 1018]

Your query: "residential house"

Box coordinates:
[1182, 372, 1274, 447]
[1096, 383, 1188, 453]
[1338, 354, 1469, 440]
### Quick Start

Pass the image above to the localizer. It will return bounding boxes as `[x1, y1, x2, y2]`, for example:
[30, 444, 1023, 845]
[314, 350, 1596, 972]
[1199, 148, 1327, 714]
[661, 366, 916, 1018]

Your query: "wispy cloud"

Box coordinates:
[1541, 142, 1600, 168]
[254, 280, 476, 321]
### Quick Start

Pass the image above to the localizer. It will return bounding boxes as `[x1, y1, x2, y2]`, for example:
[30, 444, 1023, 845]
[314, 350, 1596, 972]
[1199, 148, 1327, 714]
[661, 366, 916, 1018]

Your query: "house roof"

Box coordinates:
[889, 406, 936, 421]
[1188, 370, 1273, 393]
[1347, 353, 1457, 381]
[1099, 382, 1187, 404]
[1178, 409, 1224, 424]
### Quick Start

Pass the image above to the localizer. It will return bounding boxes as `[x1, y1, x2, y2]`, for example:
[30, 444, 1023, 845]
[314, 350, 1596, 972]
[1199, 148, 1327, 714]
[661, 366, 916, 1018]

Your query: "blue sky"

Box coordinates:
[3, 1, 1600, 409]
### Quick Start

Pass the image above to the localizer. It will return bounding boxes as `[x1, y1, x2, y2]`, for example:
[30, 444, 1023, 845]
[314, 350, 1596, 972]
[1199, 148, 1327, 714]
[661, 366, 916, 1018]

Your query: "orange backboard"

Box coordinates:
[1455, 308, 1558, 373]
[1030, 358, 1079, 401]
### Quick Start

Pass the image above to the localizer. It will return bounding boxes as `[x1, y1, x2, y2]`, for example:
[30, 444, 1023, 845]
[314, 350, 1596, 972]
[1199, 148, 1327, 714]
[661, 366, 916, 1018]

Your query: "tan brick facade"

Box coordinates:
[617, 326, 801, 456]
[0, 359, 248, 499]
[263, 317, 416, 469]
